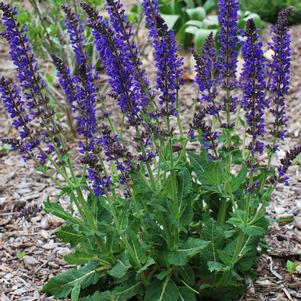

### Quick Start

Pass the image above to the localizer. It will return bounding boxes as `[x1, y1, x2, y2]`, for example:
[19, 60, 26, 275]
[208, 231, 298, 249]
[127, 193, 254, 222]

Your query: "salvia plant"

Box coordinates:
[0, 0, 300, 300]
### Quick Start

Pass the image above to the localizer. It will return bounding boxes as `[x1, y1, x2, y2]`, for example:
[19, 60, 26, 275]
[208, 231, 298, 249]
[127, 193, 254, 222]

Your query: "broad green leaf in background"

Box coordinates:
[161, 14, 180, 29]
[186, 7, 206, 21]
[203, 0, 216, 14]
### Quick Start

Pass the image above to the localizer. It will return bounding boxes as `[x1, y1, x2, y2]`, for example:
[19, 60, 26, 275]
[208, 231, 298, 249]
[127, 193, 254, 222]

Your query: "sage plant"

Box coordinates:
[0, 0, 300, 300]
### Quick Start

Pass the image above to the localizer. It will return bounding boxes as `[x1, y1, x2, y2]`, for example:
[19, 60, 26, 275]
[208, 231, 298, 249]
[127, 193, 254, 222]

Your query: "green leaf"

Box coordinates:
[109, 256, 131, 279]
[64, 250, 98, 265]
[44, 199, 84, 227]
[207, 261, 229, 272]
[42, 261, 102, 298]
[137, 257, 155, 275]
[179, 286, 197, 301]
[113, 277, 142, 300]
[177, 168, 192, 201]
[80, 291, 113, 301]
[241, 224, 266, 236]
[230, 166, 248, 192]
[55, 225, 84, 247]
[186, 7, 206, 21]
[168, 238, 210, 266]
[161, 14, 180, 29]
[71, 283, 81, 301]
[203, 0, 216, 14]
[144, 279, 179, 301]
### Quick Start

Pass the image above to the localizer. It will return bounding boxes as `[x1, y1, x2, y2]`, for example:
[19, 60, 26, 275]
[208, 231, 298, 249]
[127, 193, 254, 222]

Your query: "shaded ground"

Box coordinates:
[0, 20, 301, 301]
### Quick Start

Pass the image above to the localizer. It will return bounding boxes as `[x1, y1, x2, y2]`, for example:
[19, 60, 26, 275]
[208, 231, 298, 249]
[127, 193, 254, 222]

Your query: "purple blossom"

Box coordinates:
[142, 1, 183, 117]
[269, 8, 292, 142]
[278, 145, 301, 184]
[241, 19, 267, 155]
[192, 108, 219, 158]
[0, 2, 46, 118]
[106, 0, 150, 111]
[217, 0, 239, 87]
[81, 3, 141, 125]
[62, 5, 86, 66]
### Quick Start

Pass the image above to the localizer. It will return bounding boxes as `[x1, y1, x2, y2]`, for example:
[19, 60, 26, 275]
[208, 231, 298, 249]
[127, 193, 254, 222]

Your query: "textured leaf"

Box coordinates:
[109, 255, 131, 279]
[64, 250, 98, 265]
[55, 225, 84, 247]
[80, 291, 113, 301]
[113, 278, 142, 300]
[137, 257, 155, 275]
[179, 286, 197, 301]
[207, 261, 229, 272]
[42, 261, 102, 298]
[71, 283, 80, 301]
[44, 199, 83, 226]
[144, 279, 179, 301]
[168, 238, 210, 266]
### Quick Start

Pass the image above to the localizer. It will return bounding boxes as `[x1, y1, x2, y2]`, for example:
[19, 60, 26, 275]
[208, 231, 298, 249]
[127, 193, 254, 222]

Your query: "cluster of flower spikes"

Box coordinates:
[142, 0, 183, 118]
[191, 0, 240, 157]
[0, 2, 62, 164]
[81, 2, 146, 126]
[53, 4, 135, 196]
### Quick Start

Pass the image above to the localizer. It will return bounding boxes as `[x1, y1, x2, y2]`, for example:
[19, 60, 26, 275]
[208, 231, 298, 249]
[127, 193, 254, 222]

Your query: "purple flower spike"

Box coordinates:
[241, 19, 266, 155]
[0, 2, 46, 118]
[194, 33, 221, 117]
[217, 0, 239, 88]
[269, 8, 292, 143]
[82, 3, 141, 125]
[62, 5, 86, 66]
[106, 0, 150, 111]
[143, 0, 183, 117]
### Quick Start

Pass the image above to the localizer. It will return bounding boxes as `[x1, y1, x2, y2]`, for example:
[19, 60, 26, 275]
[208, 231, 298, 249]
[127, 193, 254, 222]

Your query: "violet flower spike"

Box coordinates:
[217, 0, 239, 87]
[241, 19, 266, 155]
[269, 8, 292, 143]
[62, 5, 86, 66]
[0, 2, 46, 118]
[143, 0, 183, 117]
[278, 145, 301, 184]
[81, 3, 141, 125]
[105, 0, 150, 111]
[194, 33, 221, 117]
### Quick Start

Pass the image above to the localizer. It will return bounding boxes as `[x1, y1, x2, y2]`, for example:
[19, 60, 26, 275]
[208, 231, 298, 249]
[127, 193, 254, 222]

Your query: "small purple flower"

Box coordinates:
[278, 145, 301, 184]
[192, 108, 219, 158]
[241, 19, 266, 155]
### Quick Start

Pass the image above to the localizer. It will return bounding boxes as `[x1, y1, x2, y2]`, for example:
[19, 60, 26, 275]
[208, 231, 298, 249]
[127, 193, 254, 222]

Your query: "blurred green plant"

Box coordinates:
[146, 0, 263, 52]
[240, 0, 301, 24]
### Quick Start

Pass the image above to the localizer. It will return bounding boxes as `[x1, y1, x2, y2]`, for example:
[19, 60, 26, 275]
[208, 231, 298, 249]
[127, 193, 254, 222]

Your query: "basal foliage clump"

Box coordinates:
[0, 0, 300, 300]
